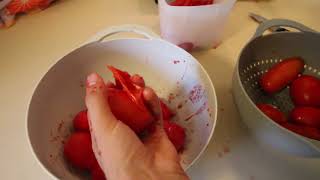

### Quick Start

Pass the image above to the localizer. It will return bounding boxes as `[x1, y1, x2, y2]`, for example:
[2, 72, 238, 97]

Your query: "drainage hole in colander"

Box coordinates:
[313, 69, 317, 73]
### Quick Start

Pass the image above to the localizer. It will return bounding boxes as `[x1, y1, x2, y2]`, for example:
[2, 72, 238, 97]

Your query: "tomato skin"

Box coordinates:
[281, 123, 320, 141]
[260, 57, 304, 94]
[290, 75, 320, 107]
[257, 104, 287, 123]
[290, 107, 320, 128]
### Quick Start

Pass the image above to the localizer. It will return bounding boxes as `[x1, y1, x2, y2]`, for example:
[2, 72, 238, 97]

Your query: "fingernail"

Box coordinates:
[86, 73, 100, 87]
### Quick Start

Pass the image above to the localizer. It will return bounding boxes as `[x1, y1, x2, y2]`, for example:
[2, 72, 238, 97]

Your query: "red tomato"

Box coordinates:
[63, 132, 94, 169]
[160, 100, 174, 120]
[108, 89, 154, 134]
[260, 57, 304, 94]
[107, 66, 155, 134]
[169, 0, 186, 6]
[290, 75, 320, 107]
[281, 123, 320, 141]
[6, 0, 42, 14]
[73, 110, 89, 132]
[90, 158, 106, 180]
[203, 0, 214, 5]
[164, 121, 186, 151]
[178, 42, 194, 52]
[91, 166, 106, 180]
[170, 0, 214, 6]
[257, 104, 287, 123]
[290, 107, 320, 128]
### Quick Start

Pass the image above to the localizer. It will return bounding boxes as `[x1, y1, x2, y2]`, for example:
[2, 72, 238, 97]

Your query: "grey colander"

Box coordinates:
[232, 19, 320, 157]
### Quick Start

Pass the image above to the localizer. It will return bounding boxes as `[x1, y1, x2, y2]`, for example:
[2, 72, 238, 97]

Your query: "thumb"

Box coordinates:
[85, 73, 118, 134]
[85, 73, 119, 170]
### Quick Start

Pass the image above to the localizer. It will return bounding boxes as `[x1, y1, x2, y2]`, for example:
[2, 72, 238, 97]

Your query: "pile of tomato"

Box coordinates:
[257, 57, 320, 140]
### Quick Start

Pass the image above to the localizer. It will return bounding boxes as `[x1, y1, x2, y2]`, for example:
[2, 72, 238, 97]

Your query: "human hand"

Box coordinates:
[85, 73, 189, 180]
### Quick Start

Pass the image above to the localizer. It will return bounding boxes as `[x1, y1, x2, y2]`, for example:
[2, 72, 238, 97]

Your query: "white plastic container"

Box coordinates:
[159, 0, 236, 50]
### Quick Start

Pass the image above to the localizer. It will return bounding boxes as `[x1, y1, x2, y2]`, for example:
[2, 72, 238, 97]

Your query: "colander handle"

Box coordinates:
[92, 24, 160, 42]
[252, 19, 317, 39]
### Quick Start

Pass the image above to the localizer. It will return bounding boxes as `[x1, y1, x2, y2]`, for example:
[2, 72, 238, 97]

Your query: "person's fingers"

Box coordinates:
[131, 74, 145, 87]
[86, 73, 145, 175]
[143, 87, 162, 123]
[85, 73, 119, 140]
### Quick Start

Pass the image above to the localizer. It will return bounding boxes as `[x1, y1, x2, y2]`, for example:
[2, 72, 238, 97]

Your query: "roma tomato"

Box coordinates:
[260, 57, 304, 94]
[73, 110, 89, 132]
[107, 66, 155, 134]
[290, 107, 320, 128]
[90, 158, 106, 180]
[169, 0, 186, 6]
[290, 75, 320, 107]
[257, 104, 287, 123]
[63, 132, 94, 169]
[281, 123, 320, 141]
[108, 89, 154, 134]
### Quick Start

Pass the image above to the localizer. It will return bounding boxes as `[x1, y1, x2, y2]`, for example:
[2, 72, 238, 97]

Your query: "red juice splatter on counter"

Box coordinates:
[223, 145, 231, 154]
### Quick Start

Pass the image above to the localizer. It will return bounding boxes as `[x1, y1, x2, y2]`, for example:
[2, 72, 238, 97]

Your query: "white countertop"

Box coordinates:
[1, 0, 320, 179]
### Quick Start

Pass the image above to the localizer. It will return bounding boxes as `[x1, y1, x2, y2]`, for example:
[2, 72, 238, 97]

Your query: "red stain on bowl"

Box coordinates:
[50, 135, 61, 143]
[173, 60, 180, 64]
[189, 85, 204, 104]
[184, 102, 207, 121]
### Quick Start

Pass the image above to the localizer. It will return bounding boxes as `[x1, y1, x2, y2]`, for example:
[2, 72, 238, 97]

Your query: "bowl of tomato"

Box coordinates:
[232, 19, 320, 157]
[26, 25, 217, 179]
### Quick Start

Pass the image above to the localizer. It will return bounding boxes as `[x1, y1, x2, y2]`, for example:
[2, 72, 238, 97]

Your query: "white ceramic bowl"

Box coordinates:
[27, 25, 218, 179]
